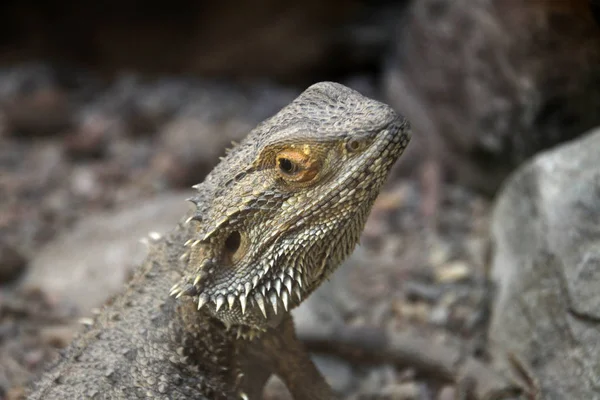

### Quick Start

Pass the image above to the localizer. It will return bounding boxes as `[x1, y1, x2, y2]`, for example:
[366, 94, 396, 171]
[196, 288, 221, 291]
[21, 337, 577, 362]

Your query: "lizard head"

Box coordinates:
[171, 82, 411, 337]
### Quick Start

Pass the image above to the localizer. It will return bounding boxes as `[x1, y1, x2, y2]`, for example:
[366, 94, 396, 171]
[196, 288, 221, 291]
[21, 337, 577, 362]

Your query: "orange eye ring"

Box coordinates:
[275, 149, 320, 183]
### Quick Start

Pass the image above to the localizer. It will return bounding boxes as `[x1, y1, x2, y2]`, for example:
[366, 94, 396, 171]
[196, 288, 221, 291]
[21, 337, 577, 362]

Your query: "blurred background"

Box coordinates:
[1, 0, 600, 398]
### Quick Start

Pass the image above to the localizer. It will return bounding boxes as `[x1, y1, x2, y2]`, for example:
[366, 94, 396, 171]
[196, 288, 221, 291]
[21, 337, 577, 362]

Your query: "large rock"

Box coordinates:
[489, 128, 600, 399]
[385, 0, 600, 194]
[22, 193, 192, 314]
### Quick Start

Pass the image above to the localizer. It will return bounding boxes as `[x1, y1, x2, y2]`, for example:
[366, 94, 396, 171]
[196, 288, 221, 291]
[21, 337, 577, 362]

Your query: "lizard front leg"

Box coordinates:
[240, 315, 337, 400]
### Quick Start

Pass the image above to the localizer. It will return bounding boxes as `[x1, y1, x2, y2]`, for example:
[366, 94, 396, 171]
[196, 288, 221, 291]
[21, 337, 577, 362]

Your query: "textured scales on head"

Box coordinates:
[171, 82, 411, 336]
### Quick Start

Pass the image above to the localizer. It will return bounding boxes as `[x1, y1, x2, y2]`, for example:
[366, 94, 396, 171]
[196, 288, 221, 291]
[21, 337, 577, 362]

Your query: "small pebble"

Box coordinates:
[429, 305, 450, 326]
[435, 261, 471, 283]
[437, 385, 456, 400]
[380, 382, 421, 399]
[428, 242, 451, 267]
[393, 301, 431, 323]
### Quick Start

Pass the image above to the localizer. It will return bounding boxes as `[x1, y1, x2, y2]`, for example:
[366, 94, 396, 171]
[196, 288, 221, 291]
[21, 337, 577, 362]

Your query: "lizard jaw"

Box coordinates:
[170, 251, 304, 332]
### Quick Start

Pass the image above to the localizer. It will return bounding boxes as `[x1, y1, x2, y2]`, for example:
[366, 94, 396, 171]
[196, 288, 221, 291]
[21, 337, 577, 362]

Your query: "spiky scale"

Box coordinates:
[296, 277, 303, 288]
[254, 294, 267, 318]
[186, 196, 199, 205]
[284, 277, 293, 294]
[294, 287, 302, 302]
[269, 293, 278, 314]
[176, 284, 198, 298]
[239, 295, 247, 315]
[281, 291, 289, 311]
[197, 294, 209, 310]
[215, 296, 225, 312]
[274, 279, 282, 297]
[200, 258, 215, 270]
[169, 284, 180, 295]
[227, 294, 236, 310]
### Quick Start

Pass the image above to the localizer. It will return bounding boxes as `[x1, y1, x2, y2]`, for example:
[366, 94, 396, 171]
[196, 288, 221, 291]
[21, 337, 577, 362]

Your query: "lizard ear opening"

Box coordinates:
[223, 230, 248, 265]
[225, 231, 241, 253]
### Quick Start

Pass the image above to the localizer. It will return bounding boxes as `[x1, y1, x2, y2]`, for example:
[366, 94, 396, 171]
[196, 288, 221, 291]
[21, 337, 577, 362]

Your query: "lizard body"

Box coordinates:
[29, 82, 411, 399]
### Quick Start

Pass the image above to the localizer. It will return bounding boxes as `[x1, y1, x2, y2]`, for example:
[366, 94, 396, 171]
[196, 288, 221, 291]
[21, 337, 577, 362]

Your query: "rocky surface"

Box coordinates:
[385, 0, 600, 194]
[21, 193, 191, 314]
[489, 128, 600, 399]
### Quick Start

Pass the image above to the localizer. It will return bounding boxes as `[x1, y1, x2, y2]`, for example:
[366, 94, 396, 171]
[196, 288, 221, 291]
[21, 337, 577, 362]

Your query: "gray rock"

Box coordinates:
[489, 128, 600, 399]
[21, 192, 192, 314]
[385, 0, 600, 194]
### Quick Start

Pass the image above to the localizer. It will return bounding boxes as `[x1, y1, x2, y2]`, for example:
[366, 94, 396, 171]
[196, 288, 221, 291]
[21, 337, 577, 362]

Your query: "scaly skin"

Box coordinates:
[29, 82, 411, 400]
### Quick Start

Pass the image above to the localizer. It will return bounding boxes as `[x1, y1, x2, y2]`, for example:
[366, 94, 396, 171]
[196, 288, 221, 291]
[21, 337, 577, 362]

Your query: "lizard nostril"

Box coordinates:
[345, 138, 362, 152]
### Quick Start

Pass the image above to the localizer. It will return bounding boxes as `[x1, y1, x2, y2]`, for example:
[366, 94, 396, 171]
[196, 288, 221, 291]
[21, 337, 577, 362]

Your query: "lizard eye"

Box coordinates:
[275, 149, 319, 183]
[278, 157, 298, 175]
